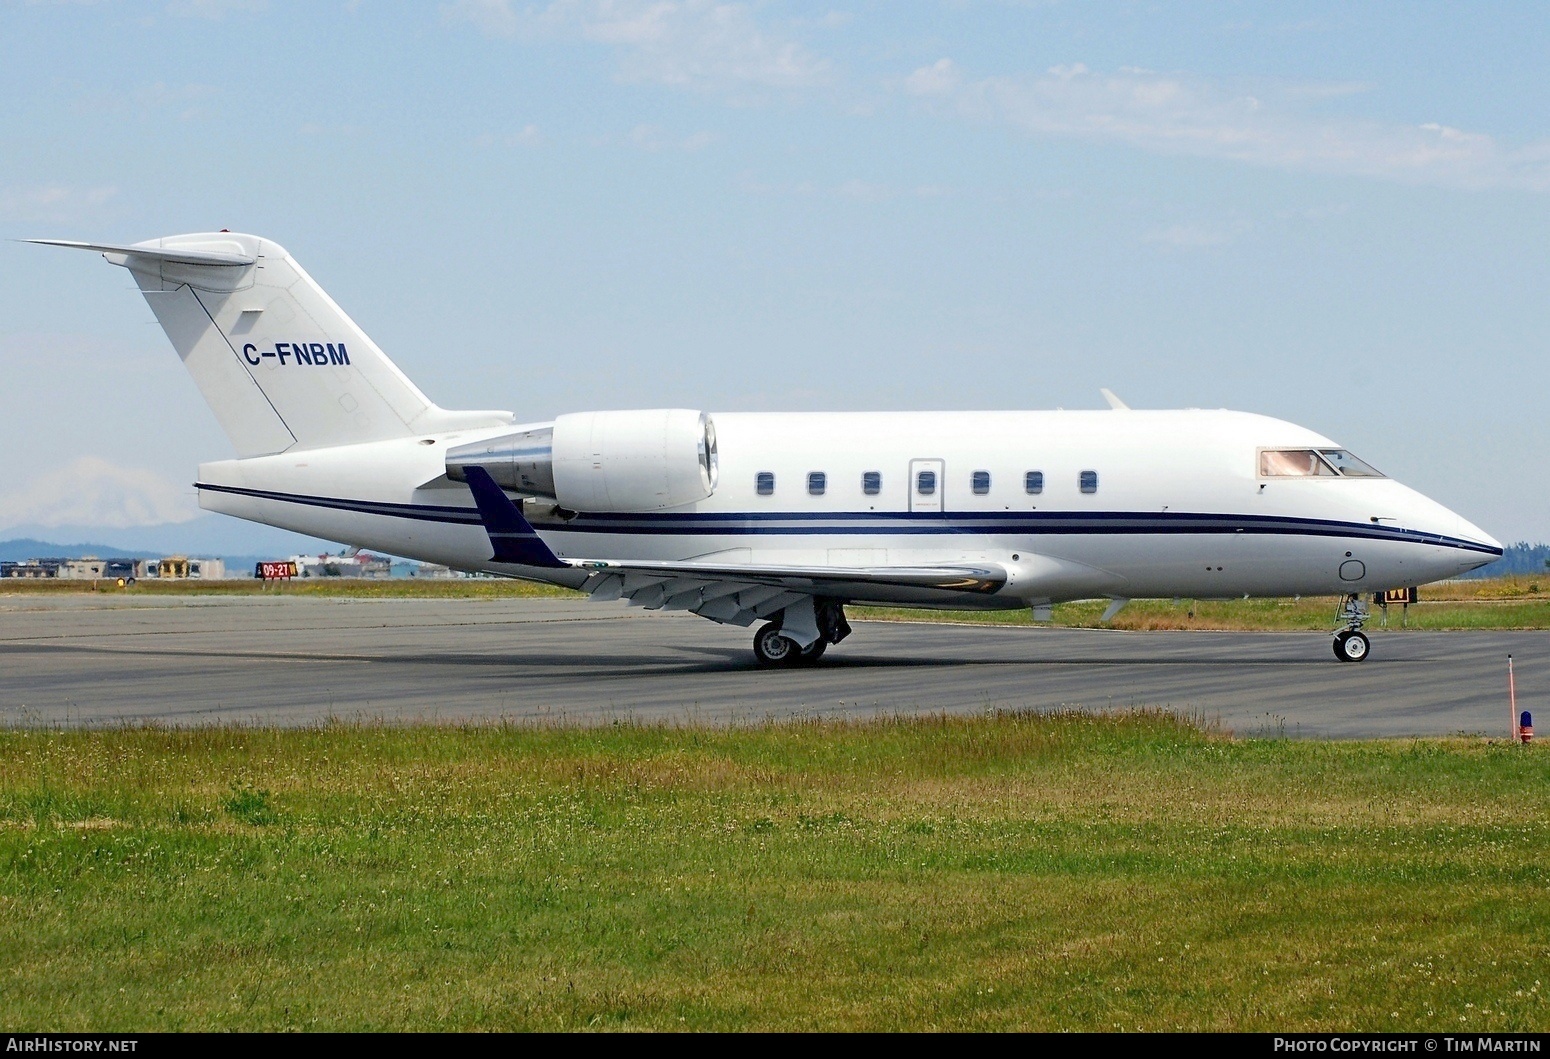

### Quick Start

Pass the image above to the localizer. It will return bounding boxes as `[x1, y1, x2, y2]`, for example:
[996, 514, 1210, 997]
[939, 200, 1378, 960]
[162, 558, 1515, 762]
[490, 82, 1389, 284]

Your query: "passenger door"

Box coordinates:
[909, 458, 945, 514]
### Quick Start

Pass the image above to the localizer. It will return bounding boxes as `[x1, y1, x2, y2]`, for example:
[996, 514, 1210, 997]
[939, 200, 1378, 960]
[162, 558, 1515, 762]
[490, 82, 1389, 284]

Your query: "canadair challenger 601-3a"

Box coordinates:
[32, 233, 1501, 665]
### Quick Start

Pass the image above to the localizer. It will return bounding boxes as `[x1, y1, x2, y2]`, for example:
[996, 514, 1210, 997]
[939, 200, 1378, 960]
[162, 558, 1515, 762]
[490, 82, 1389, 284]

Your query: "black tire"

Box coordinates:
[753, 623, 799, 667]
[792, 639, 828, 666]
[1334, 630, 1370, 663]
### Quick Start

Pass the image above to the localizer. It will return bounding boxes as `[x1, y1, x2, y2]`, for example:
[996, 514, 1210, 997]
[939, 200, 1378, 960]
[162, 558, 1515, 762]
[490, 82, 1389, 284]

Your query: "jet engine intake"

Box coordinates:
[445, 409, 717, 513]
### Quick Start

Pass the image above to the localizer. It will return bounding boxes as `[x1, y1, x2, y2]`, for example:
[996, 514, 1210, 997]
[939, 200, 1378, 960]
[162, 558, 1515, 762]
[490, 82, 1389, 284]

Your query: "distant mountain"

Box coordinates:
[0, 538, 141, 562]
[0, 514, 343, 565]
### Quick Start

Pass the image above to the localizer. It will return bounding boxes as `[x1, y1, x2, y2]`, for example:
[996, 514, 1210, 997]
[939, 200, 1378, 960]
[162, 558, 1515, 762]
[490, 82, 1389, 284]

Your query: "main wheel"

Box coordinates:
[1333, 630, 1370, 663]
[792, 639, 828, 666]
[753, 623, 800, 667]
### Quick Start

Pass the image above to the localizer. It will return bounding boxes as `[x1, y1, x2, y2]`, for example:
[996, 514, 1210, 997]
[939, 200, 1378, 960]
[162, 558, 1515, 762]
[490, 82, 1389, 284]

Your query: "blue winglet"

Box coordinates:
[463, 466, 568, 568]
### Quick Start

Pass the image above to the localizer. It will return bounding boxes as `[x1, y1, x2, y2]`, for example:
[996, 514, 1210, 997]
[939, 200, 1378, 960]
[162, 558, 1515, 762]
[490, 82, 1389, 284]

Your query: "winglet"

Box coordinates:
[1100, 388, 1130, 410]
[463, 466, 568, 568]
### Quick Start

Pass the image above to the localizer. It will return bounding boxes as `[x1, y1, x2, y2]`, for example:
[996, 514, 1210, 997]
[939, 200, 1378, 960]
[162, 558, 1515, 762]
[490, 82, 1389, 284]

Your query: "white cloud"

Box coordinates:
[903, 57, 958, 97]
[73, 81, 219, 122]
[443, 0, 833, 94]
[165, 0, 267, 17]
[475, 124, 543, 148]
[443, 0, 519, 36]
[624, 123, 713, 151]
[299, 121, 368, 138]
[907, 61, 1550, 192]
[741, 174, 952, 202]
[0, 185, 116, 224]
[1142, 223, 1241, 250]
[0, 457, 201, 531]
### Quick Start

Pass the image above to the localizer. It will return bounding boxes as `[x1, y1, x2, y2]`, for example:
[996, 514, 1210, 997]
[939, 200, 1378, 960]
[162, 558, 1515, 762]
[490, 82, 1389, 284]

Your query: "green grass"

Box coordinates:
[854, 594, 1550, 631]
[10, 574, 1550, 630]
[2, 715, 1546, 1031]
[0, 576, 575, 599]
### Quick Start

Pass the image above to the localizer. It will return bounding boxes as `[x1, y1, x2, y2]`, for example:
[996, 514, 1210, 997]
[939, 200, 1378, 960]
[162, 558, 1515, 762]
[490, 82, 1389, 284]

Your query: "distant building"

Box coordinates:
[284, 552, 393, 579]
[58, 558, 142, 580]
[146, 557, 226, 580]
[1, 559, 64, 579]
[1, 556, 227, 581]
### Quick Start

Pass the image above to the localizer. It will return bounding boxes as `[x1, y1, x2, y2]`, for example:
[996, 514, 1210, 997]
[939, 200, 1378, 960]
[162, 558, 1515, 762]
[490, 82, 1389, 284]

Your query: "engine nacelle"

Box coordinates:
[446, 409, 717, 513]
[553, 409, 718, 512]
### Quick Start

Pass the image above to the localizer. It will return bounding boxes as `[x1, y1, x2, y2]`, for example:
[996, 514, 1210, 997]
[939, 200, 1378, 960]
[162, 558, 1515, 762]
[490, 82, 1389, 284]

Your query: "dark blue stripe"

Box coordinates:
[197, 483, 483, 525]
[194, 483, 1500, 556]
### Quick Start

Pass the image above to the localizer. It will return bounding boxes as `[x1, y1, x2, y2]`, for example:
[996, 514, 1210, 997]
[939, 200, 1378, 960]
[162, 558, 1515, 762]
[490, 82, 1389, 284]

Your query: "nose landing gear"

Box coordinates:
[1333, 594, 1371, 662]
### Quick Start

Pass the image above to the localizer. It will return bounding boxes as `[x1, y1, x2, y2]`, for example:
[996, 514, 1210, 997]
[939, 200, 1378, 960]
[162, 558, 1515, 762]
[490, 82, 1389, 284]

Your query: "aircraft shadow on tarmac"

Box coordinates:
[2, 640, 1426, 674]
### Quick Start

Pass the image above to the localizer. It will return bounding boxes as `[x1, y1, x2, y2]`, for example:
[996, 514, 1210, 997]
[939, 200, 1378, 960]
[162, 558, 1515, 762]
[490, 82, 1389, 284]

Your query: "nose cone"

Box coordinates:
[1452, 515, 1502, 556]
[1432, 507, 1502, 577]
[1369, 480, 1503, 578]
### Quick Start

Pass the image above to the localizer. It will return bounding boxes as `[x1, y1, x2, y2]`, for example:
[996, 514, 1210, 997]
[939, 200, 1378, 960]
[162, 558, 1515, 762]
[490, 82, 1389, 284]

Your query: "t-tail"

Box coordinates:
[29, 233, 512, 455]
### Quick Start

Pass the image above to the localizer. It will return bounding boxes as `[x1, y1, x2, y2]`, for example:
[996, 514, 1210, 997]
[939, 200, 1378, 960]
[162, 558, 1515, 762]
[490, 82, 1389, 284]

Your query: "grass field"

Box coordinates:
[2, 714, 1546, 1031]
[7, 573, 1550, 630]
[0, 576, 576, 600]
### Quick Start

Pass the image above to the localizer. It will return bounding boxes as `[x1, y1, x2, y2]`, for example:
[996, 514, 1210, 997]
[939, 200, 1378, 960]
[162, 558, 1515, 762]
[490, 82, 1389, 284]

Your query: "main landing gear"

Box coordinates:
[1333, 593, 1371, 663]
[752, 601, 851, 668]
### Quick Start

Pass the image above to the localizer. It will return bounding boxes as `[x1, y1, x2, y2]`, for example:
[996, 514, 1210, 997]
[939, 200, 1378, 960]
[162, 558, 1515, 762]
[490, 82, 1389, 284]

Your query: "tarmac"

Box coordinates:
[0, 594, 1542, 737]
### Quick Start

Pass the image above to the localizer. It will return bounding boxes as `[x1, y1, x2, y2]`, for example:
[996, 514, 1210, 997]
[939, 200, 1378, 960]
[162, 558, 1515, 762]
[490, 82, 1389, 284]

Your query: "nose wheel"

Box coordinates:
[1333, 594, 1371, 663]
[1334, 629, 1370, 662]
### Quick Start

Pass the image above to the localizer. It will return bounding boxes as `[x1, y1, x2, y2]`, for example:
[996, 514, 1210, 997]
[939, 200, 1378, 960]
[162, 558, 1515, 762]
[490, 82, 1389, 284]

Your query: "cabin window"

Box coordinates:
[916, 469, 937, 496]
[1024, 470, 1044, 495]
[971, 470, 991, 495]
[807, 471, 827, 496]
[756, 471, 775, 496]
[1079, 470, 1099, 494]
[862, 471, 881, 495]
[1259, 449, 1340, 477]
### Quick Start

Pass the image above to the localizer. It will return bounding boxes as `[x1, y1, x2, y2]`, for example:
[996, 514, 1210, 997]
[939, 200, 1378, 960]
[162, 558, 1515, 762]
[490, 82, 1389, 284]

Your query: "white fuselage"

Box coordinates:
[196, 408, 1500, 608]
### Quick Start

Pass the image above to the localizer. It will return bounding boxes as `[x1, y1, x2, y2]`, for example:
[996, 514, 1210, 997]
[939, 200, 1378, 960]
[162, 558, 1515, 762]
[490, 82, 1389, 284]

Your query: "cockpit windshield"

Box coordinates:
[1259, 449, 1386, 479]
[1317, 449, 1384, 477]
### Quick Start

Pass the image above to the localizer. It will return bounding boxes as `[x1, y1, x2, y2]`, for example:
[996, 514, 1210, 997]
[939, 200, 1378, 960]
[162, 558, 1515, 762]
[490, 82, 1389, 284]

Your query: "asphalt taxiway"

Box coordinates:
[0, 594, 1540, 737]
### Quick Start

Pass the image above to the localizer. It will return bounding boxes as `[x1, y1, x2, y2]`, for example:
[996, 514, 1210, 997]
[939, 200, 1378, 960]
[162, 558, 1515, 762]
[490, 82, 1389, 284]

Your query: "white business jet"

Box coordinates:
[32, 233, 1501, 666]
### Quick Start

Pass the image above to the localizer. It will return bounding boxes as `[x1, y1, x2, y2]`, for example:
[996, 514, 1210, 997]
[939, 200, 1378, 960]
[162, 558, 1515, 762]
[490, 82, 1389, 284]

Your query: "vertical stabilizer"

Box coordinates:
[31, 233, 511, 457]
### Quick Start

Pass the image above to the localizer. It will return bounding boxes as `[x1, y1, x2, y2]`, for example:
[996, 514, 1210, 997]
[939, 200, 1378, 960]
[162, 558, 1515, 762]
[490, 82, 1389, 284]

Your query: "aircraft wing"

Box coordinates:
[568, 558, 1005, 623]
[461, 467, 1007, 624]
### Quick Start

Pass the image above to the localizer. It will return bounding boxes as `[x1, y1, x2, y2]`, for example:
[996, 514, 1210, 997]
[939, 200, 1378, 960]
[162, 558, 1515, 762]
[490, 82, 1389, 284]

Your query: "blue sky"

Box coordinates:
[2, 1, 1547, 542]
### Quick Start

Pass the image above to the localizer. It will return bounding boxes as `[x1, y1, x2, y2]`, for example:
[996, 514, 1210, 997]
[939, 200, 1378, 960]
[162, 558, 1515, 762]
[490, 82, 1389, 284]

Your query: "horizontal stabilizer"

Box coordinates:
[25, 238, 256, 266]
